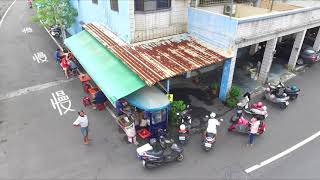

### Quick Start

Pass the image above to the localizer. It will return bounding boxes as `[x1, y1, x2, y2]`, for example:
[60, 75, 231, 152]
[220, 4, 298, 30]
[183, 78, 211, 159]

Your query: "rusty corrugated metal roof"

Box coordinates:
[84, 23, 226, 86]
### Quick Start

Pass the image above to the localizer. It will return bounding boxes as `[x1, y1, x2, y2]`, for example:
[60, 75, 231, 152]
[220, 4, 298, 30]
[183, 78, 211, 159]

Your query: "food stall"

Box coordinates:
[125, 86, 170, 137]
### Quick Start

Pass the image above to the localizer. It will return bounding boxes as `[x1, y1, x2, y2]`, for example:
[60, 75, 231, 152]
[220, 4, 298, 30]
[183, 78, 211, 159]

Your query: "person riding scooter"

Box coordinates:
[202, 113, 223, 151]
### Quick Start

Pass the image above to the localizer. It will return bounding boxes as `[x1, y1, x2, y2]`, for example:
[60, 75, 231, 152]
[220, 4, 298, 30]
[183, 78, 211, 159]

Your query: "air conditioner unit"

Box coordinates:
[223, 4, 236, 16]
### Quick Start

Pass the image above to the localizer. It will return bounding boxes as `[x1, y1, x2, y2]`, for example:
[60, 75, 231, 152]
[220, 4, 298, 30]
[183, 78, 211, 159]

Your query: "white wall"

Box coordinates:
[133, 0, 189, 43]
[236, 7, 320, 47]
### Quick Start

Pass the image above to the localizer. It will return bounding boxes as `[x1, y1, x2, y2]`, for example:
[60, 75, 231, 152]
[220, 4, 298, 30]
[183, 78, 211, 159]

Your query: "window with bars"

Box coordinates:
[135, 0, 171, 12]
[92, 0, 98, 5]
[110, 0, 119, 11]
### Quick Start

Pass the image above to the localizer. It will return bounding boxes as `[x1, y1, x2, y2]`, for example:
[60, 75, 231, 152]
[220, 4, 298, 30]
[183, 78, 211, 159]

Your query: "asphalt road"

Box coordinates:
[1, 1, 320, 179]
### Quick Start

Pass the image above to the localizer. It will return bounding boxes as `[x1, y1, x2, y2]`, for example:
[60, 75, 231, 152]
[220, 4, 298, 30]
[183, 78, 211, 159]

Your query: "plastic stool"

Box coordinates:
[82, 96, 91, 107]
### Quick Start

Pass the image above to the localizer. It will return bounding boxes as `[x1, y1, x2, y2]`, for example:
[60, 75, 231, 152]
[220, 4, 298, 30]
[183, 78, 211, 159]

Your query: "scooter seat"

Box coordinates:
[146, 150, 163, 156]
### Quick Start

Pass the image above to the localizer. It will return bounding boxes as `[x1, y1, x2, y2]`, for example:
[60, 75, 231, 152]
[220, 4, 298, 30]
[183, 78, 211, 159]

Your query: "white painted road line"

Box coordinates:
[0, 0, 16, 28]
[0, 78, 74, 101]
[245, 130, 320, 174]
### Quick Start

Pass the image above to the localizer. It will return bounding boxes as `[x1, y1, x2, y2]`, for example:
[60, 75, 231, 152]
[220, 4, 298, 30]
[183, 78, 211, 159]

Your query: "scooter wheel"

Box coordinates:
[290, 94, 298, 100]
[142, 160, 152, 169]
[180, 140, 185, 146]
[176, 154, 184, 162]
[280, 102, 287, 109]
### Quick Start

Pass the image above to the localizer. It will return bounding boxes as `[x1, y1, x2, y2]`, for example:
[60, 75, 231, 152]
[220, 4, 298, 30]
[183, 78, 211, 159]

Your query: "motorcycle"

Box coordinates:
[237, 92, 268, 120]
[136, 129, 184, 169]
[202, 113, 223, 152]
[264, 83, 290, 109]
[228, 110, 266, 135]
[50, 26, 62, 38]
[176, 106, 192, 145]
[274, 81, 300, 100]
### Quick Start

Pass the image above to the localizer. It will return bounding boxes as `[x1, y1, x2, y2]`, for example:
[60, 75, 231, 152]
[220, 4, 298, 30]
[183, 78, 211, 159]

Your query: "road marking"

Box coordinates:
[245, 130, 320, 174]
[22, 27, 33, 34]
[0, 0, 16, 28]
[32, 52, 48, 63]
[50, 90, 75, 116]
[0, 79, 74, 101]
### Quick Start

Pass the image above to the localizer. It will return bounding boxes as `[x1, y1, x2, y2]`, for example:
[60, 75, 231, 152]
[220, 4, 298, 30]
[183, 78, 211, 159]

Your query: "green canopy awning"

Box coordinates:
[65, 31, 146, 105]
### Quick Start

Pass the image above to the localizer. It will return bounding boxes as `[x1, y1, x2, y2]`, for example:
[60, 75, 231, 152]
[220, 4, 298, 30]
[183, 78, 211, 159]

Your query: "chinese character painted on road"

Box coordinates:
[33, 52, 47, 63]
[22, 27, 33, 33]
[50, 90, 75, 116]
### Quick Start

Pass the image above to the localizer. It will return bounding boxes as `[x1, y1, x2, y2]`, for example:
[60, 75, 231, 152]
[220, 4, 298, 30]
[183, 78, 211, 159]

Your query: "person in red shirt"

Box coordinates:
[60, 54, 70, 79]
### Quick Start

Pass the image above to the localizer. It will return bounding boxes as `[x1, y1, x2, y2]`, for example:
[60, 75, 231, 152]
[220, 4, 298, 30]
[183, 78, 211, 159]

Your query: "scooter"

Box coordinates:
[264, 83, 290, 109]
[136, 130, 184, 169]
[176, 106, 192, 145]
[202, 113, 223, 152]
[177, 124, 189, 146]
[27, 0, 32, 8]
[228, 110, 266, 135]
[274, 81, 300, 100]
[50, 26, 62, 38]
[237, 92, 268, 120]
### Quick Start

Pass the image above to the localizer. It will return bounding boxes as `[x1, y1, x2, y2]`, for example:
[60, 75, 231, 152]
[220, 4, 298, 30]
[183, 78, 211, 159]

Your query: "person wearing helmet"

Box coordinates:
[205, 112, 221, 138]
[179, 124, 187, 133]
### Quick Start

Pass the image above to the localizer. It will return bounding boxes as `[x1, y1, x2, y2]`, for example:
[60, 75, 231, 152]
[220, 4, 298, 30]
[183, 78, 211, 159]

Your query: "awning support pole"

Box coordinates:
[166, 79, 170, 94]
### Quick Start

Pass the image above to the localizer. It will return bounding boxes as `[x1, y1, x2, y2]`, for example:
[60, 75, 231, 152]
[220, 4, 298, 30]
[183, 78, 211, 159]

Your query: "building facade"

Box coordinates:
[68, 0, 320, 100]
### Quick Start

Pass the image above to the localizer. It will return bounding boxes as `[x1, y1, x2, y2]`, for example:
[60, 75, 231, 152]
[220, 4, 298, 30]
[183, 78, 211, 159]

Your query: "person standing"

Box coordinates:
[248, 118, 260, 146]
[54, 48, 62, 64]
[60, 55, 70, 79]
[73, 110, 90, 145]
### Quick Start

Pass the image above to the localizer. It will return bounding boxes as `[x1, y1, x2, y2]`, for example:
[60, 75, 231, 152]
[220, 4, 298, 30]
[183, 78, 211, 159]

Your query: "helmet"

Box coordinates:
[210, 112, 216, 118]
[236, 110, 243, 117]
[179, 124, 186, 131]
[291, 85, 297, 91]
[257, 102, 263, 108]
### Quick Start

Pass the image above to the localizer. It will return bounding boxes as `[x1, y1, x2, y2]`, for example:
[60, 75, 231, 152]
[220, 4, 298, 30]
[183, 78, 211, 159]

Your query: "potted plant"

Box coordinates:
[211, 82, 219, 96]
[225, 85, 241, 108]
[169, 100, 186, 126]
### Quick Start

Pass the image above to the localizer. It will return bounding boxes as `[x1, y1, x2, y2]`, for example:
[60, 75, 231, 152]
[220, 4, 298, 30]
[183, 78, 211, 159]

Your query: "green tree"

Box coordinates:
[33, 0, 77, 39]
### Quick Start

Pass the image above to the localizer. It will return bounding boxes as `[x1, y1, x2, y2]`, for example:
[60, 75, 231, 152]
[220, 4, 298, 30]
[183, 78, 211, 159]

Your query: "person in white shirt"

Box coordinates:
[248, 118, 260, 146]
[206, 113, 221, 136]
[73, 110, 89, 144]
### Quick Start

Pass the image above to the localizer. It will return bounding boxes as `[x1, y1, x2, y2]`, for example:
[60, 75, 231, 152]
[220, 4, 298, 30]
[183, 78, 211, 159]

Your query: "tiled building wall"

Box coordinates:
[132, 0, 189, 43]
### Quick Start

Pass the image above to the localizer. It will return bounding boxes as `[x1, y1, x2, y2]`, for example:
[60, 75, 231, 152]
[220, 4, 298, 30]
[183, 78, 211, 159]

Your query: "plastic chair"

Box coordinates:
[82, 96, 91, 107]
[95, 103, 105, 111]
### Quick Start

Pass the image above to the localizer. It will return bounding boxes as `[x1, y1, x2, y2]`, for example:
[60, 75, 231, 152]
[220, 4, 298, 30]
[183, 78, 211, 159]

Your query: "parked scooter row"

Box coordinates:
[263, 81, 300, 109]
[136, 81, 300, 169]
[228, 110, 266, 135]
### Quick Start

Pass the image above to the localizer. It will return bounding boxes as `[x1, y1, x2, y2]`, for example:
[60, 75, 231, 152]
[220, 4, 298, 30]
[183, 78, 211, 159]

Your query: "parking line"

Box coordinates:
[0, 0, 16, 28]
[245, 130, 320, 173]
[0, 78, 74, 101]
